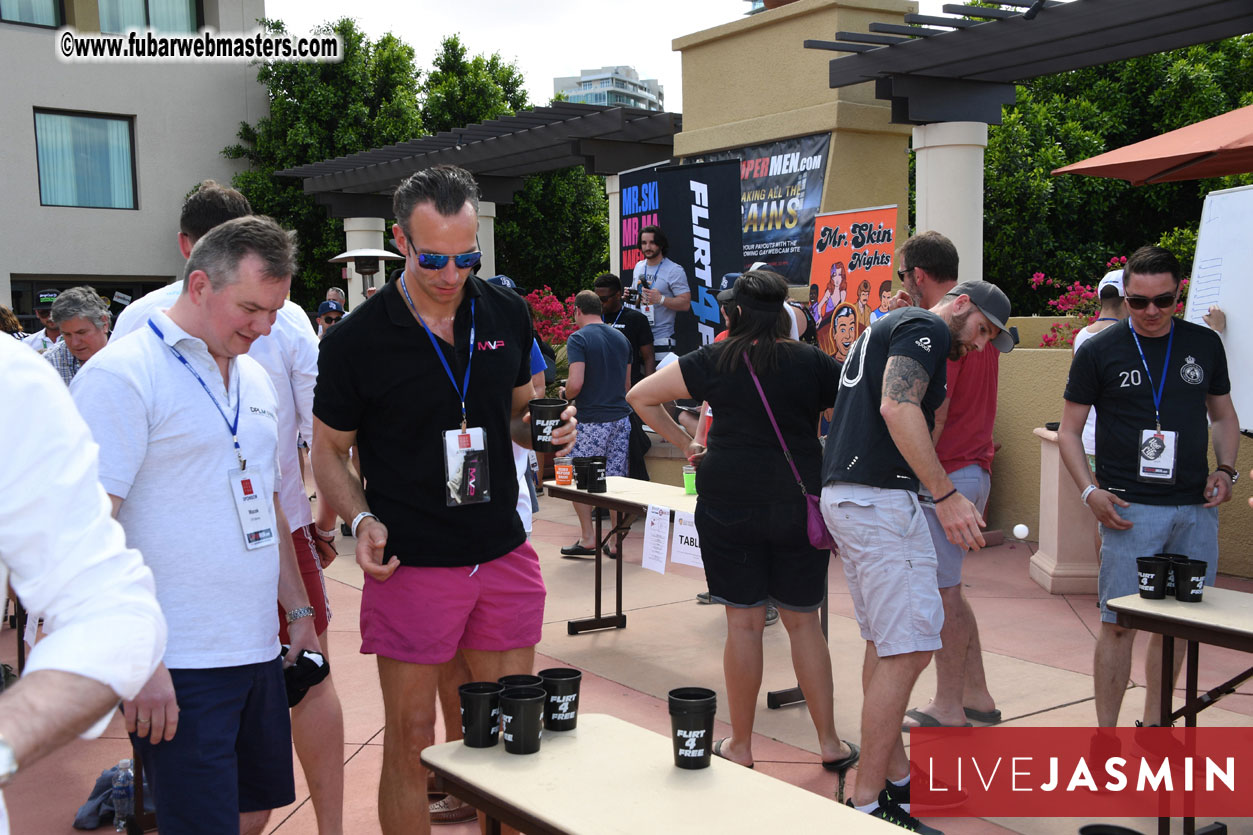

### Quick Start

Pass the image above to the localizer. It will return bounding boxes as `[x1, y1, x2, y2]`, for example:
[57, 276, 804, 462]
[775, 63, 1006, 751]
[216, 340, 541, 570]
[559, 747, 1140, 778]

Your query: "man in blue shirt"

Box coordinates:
[560, 290, 632, 557]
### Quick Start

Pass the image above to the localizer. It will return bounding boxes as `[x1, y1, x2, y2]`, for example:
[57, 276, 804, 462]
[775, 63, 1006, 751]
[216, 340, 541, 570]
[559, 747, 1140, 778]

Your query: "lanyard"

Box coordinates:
[604, 306, 624, 328]
[147, 319, 246, 469]
[400, 277, 475, 429]
[1128, 319, 1175, 430]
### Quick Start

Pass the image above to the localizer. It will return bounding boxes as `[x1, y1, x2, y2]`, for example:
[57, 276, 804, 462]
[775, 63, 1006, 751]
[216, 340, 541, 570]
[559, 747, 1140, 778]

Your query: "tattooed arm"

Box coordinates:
[880, 355, 986, 550]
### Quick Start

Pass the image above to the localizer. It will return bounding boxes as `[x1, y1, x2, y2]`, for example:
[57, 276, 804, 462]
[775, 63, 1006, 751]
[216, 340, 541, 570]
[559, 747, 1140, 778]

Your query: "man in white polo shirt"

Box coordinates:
[71, 216, 320, 835]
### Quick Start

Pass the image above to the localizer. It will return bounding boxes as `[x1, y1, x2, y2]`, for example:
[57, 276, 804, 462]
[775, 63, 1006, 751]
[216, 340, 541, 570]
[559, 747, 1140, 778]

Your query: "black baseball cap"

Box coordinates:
[35, 290, 59, 310]
[945, 281, 1014, 353]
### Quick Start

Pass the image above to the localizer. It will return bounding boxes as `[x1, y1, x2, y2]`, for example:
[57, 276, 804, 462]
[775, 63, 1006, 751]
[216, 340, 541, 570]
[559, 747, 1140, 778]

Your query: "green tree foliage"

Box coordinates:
[224, 18, 422, 307]
[419, 35, 528, 133]
[982, 35, 1253, 314]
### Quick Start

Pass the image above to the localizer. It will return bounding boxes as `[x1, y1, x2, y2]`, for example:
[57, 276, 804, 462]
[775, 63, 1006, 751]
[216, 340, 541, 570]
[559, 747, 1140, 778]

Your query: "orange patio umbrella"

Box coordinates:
[1052, 104, 1253, 185]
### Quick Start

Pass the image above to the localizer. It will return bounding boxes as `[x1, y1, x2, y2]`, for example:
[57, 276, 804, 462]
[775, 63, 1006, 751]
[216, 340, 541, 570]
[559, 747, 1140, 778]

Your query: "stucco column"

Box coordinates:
[605, 174, 621, 277]
[343, 217, 385, 310]
[912, 122, 987, 282]
[478, 201, 497, 279]
[1029, 428, 1099, 594]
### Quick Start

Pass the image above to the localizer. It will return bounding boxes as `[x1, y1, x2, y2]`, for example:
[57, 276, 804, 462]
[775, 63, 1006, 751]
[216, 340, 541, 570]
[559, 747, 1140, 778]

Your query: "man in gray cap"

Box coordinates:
[819, 278, 1012, 832]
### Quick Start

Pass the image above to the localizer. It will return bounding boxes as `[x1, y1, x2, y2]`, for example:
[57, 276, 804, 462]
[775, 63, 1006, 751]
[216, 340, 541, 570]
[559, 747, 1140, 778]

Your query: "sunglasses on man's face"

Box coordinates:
[1124, 292, 1177, 311]
[323, 315, 342, 324]
[408, 248, 483, 271]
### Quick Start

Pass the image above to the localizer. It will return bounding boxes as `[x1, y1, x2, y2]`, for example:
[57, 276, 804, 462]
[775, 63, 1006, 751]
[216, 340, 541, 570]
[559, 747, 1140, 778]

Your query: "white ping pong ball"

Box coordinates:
[1013, 524, 1029, 539]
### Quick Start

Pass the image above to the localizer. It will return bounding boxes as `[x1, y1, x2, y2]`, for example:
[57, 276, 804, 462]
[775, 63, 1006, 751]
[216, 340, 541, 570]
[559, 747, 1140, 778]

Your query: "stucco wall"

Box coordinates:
[673, 0, 916, 239]
[990, 348, 1253, 579]
[0, 0, 268, 308]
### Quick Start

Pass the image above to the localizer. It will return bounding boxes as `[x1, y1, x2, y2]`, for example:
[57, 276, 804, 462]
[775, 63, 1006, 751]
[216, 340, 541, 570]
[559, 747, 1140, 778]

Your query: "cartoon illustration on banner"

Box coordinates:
[809, 206, 897, 363]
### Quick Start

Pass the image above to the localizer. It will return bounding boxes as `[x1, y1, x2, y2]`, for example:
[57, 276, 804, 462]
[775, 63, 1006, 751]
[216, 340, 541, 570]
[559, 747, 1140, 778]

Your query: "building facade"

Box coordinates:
[0, 0, 267, 329]
[553, 66, 664, 112]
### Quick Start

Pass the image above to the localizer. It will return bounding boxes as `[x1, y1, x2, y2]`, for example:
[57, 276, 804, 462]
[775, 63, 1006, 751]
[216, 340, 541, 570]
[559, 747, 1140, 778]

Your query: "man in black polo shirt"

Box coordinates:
[1059, 245, 1238, 729]
[311, 164, 577, 835]
[820, 281, 1014, 831]
[594, 272, 654, 480]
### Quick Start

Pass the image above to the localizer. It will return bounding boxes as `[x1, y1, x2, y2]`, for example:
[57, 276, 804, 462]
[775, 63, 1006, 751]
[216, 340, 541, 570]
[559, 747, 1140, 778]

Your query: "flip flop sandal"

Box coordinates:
[821, 739, 860, 772]
[429, 794, 477, 825]
[964, 706, 1002, 724]
[713, 737, 753, 769]
[560, 542, 598, 557]
[902, 707, 972, 731]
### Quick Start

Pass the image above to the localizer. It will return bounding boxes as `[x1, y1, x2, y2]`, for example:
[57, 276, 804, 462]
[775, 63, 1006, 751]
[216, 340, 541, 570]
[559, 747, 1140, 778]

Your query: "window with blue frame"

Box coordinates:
[34, 110, 136, 210]
[97, 0, 197, 33]
[0, 0, 62, 26]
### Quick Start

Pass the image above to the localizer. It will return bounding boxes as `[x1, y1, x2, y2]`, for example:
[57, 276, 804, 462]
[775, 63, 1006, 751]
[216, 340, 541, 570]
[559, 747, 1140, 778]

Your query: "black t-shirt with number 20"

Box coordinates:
[1065, 317, 1229, 505]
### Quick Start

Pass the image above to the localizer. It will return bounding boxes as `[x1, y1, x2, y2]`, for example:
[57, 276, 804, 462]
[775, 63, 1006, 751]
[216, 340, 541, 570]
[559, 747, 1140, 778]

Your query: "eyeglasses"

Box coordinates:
[1124, 292, 1177, 311]
[408, 248, 483, 271]
[323, 315, 342, 323]
[897, 267, 915, 279]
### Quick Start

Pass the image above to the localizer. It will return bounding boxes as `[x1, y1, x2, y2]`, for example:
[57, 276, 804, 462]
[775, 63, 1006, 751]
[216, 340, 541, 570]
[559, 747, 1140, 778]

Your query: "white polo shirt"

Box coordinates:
[72, 310, 283, 669]
[113, 281, 318, 530]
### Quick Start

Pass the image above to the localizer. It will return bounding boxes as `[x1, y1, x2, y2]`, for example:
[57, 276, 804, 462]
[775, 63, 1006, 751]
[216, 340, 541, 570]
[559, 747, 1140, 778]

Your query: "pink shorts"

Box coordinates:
[359, 542, 546, 664]
[278, 524, 331, 643]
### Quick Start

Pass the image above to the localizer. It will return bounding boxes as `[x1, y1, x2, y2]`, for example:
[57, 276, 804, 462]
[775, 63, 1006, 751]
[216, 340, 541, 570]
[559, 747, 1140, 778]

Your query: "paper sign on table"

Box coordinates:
[640, 504, 670, 575]
[669, 511, 703, 568]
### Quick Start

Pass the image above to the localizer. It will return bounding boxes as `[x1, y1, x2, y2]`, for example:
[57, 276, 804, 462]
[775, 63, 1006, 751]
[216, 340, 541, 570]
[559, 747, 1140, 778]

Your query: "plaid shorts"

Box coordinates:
[570, 415, 631, 476]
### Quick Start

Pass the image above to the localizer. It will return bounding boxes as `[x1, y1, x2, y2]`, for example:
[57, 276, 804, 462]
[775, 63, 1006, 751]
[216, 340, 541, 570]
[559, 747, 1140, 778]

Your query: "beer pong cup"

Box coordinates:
[498, 674, 543, 689]
[1158, 553, 1188, 596]
[529, 398, 568, 452]
[573, 457, 593, 489]
[668, 687, 716, 769]
[458, 681, 504, 748]
[499, 686, 545, 755]
[1171, 558, 1207, 602]
[588, 455, 607, 493]
[1135, 556, 1169, 599]
[538, 668, 582, 731]
[555, 456, 574, 486]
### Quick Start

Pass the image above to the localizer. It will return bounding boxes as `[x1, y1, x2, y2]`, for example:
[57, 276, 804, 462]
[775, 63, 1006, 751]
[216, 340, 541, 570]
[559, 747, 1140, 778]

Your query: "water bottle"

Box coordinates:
[112, 758, 134, 832]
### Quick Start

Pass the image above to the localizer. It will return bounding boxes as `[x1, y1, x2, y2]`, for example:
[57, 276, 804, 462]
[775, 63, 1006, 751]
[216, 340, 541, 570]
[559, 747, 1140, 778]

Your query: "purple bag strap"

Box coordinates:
[743, 352, 809, 498]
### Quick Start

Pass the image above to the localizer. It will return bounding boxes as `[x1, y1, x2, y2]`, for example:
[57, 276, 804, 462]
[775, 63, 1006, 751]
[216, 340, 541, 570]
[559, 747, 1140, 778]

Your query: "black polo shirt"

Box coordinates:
[315, 275, 532, 567]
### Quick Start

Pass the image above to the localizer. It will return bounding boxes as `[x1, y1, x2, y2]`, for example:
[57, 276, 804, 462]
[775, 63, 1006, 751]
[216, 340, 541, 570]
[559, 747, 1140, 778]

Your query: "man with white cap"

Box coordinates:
[1072, 269, 1128, 469]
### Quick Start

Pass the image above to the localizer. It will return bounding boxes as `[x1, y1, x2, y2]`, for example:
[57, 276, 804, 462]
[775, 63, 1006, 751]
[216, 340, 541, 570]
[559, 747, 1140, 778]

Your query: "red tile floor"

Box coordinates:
[5, 496, 1251, 834]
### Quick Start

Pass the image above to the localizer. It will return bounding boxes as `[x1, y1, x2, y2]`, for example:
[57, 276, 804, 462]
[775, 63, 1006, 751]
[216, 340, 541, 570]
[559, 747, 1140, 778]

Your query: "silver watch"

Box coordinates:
[286, 606, 315, 625]
[0, 733, 18, 786]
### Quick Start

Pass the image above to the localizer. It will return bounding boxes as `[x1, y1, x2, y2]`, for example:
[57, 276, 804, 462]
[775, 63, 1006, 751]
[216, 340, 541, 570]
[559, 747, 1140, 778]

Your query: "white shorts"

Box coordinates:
[820, 483, 944, 657]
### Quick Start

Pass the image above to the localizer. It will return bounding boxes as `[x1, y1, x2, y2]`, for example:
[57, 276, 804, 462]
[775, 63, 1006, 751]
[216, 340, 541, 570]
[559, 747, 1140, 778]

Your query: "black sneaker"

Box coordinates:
[885, 775, 967, 813]
[847, 790, 944, 834]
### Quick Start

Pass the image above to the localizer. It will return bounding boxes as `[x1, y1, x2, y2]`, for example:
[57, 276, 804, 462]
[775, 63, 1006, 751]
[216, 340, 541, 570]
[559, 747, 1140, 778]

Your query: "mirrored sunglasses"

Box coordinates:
[412, 251, 483, 270]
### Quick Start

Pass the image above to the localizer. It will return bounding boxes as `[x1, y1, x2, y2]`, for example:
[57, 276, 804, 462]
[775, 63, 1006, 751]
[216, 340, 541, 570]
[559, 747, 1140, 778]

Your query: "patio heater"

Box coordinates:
[328, 248, 403, 297]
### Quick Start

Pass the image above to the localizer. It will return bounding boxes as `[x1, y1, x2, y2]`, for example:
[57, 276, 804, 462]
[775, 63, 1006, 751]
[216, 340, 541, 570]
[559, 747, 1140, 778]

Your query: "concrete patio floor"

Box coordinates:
[5, 494, 1252, 834]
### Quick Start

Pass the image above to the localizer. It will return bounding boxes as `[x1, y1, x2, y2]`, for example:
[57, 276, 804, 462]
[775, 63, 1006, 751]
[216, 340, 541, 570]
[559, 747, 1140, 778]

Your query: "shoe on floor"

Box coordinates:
[821, 740, 860, 772]
[885, 774, 967, 813]
[848, 789, 944, 834]
[963, 706, 1002, 724]
[339, 522, 352, 538]
[560, 542, 598, 557]
[901, 707, 971, 731]
[429, 794, 477, 825]
[765, 604, 779, 626]
[696, 591, 712, 604]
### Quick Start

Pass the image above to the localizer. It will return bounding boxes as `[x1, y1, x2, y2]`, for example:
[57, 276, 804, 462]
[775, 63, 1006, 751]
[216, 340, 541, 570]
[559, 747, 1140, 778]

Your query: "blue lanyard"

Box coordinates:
[605, 306, 623, 328]
[1128, 319, 1174, 430]
[399, 277, 475, 429]
[147, 319, 245, 469]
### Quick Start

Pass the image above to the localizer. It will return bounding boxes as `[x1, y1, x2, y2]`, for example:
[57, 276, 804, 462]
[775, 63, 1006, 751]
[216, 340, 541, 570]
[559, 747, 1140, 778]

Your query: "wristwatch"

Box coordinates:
[286, 606, 315, 625]
[1216, 465, 1239, 484]
[0, 733, 18, 786]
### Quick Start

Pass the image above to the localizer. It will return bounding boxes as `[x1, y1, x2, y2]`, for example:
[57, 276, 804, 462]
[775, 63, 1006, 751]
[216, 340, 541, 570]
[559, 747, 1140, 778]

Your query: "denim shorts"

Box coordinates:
[920, 464, 991, 588]
[1098, 502, 1218, 623]
[820, 483, 943, 657]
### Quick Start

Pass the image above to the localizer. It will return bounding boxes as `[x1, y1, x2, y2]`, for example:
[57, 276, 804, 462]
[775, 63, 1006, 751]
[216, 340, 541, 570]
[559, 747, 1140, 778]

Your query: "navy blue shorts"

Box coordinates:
[131, 657, 293, 830]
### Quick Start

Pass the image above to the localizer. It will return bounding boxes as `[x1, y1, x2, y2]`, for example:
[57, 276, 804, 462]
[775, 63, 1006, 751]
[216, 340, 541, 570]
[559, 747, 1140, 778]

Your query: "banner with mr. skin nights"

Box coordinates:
[808, 205, 897, 365]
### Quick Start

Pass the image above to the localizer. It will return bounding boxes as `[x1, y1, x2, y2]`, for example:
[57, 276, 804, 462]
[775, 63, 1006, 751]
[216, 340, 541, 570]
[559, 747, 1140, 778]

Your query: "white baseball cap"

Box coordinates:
[1097, 269, 1124, 298]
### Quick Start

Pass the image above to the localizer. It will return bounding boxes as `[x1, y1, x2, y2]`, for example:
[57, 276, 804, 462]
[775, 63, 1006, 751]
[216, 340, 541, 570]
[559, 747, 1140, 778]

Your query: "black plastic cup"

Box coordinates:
[573, 457, 593, 490]
[588, 456, 607, 493]
[529, 398, 568, 452]
[498, 674, 543, 689]
[1158, 553, 1188, 596]
[499, 686, 546, 754]
[1172, 558, 1207, 602]
[458, 681, 504, 748]
[1078, 826, 1144, 835]
[1136, 556, 1170, 599]
[668, 687, 716, 769]
[539, 668, 582, 731]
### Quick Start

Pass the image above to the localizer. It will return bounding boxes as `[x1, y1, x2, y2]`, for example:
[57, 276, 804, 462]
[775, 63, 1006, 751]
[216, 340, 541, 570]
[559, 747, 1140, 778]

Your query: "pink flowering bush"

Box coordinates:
[525, 285, 578, 345]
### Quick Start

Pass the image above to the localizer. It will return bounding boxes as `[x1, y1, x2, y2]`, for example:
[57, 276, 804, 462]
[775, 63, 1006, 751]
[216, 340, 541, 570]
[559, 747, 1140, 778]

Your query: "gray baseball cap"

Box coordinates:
[945, 280, 1014, 353]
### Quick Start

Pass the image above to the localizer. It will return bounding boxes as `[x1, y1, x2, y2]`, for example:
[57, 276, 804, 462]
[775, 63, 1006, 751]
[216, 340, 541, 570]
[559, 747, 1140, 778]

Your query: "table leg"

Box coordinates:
[1185, 641, 1198, 728]
[1158, 636, 1173, 835]
[566, 506, 628, 634]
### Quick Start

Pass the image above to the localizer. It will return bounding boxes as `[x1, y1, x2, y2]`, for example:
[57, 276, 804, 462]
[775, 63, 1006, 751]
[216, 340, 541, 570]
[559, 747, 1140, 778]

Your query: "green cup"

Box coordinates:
[683, 465, 696, 495]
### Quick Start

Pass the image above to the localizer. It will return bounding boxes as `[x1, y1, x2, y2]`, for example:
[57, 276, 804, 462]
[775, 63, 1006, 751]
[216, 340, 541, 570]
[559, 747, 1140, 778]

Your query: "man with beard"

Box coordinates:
[630, 226, 690, 362]
[24, 290, 61, 352]
[819, 280, 1013, 832]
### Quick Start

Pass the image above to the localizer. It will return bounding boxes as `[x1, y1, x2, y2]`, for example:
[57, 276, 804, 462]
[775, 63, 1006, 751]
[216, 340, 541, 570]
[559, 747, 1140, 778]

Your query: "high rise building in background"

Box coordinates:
[745, 0, 765, 12]
[553, 66, 664, 112]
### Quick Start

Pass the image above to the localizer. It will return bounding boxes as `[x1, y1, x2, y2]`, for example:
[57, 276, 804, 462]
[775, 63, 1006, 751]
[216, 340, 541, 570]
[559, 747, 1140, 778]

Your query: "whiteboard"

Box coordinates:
[1182, 184, 1253, 433]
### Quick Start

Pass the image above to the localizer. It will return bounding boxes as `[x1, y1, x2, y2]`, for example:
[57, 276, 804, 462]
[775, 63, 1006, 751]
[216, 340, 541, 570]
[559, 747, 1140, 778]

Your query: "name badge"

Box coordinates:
[1137, 429, 1177, 484]
[443, 427, 491, 507]
[641, 302, 655, 324]
[229, 468, 277, 549]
